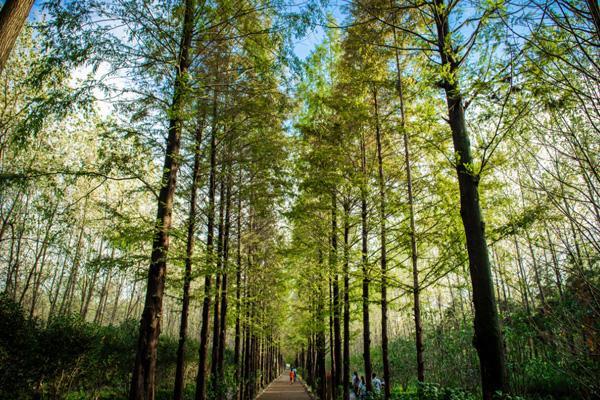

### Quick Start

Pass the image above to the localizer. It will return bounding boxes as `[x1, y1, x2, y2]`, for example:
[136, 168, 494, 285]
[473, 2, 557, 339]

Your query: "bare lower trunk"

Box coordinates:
[195, 85, 219, 400]
[342, 200, 350, 400]
[331, 191, 341, 397]
[210, 176, 226, 391]
[173, 111, 204, 400]
[217, 176, 232, 397]
[234, 172, 243, 392]
[360, 134, 373, 393]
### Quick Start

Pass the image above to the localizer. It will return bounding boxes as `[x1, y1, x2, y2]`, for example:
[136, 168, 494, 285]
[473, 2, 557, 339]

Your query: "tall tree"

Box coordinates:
[129, 0, 195, 398]
[429, 0, 507, 396]
[390, 10, 424, 382]
[373, 86, 391, 398]
[360, 129, 373, 393]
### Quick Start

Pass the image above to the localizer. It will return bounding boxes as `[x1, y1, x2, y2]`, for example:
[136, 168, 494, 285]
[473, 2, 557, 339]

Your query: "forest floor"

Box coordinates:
[256, 373, 311, 400]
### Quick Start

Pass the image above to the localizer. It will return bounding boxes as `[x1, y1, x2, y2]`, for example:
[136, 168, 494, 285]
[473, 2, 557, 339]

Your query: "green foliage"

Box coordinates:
[0, 294, 199, 399]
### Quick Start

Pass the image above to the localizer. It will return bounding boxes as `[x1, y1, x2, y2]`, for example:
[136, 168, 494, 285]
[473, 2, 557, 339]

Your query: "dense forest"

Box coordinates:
[0, 0, 598, 400]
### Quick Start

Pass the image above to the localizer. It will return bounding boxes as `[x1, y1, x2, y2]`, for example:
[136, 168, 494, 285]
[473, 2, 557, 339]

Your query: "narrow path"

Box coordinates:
[256, 372, 311, 400]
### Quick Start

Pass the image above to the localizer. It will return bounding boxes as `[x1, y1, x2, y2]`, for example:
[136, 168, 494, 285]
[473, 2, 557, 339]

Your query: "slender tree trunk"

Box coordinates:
[30, 229, 53, 319]
[331, 191, 342, 397]
[432, 2, 507, 397]
[234, 172, 243, 392]
[126, 277, 139, 320]
[20, 210, 54, 308]
[373, 88, 391, 397]
[390, 7, 424, 383]
[110, 273, 124, 324]
[514, 235, 532, 314]
[240, 278, 250, 400]
[60, 201, 88, 317]
[317, 275, 327, 400]
[0, 0, 35, 74]
[544, 224, 564, 299]
[81, 266, 98, 320]
[95, 261, 113, 325]
[49, 236, 72, 320]
[195, 85, 219, 400]
[328, 277, 335, 399]
[81, 240, 104, 319]
[173, 111, 204, 400]
[129, 1, 195, 398]
[242, 296, 253, 399]
[217, 175, 232, 397]
[360, 133, 373, 393]
[211, 176, 226, 391]
[342, 200, 351, 400]
[526, 229, 546, 307]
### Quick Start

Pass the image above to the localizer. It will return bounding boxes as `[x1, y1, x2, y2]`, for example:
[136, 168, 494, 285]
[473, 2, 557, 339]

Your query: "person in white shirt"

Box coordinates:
[372, 373, 383, 393]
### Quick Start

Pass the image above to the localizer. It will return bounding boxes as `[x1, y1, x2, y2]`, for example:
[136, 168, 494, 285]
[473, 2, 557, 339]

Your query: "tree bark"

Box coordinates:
[0, 0, 35, 74]
[59, 201, 88, 317]
[80, 241, 101, 321]
[317, 278, 327, 400]
[217, 174, 233, 397]
[174, 109, 204, 400]
[129, 1, 195, 398]
[360, 133, 373, 393]
[342, 200, 351, 400]
[195, 84, 219, 400]
[331, 191, 342, 397]
[373, 88, 391, 398]
[210, 175, 226, 392]
[234, 171, 243, 393]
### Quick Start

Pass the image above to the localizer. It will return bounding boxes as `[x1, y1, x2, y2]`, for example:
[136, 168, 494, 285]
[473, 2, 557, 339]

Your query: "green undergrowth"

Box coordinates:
[0, 293, 198, 400]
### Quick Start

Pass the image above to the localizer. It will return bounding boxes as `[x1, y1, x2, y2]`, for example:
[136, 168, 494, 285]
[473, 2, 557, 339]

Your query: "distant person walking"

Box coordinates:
[352, 371, 360, 395]
[359, 376, 367, 400]
[372, 373, 383, 393]
[290, 368, 294, 384]
[293, 367, 297, 383]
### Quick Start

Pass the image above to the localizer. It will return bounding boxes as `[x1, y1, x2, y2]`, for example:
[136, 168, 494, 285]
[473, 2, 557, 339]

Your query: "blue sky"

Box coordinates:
[290, 1, 347, 60]
[24, 0, 347, 61]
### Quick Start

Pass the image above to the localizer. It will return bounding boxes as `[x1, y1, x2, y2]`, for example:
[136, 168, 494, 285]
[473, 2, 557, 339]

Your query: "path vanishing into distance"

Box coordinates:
[256, 373, 311, 400]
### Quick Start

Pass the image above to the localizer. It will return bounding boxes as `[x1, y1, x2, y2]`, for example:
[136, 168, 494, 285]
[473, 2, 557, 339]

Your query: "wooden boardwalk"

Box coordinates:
[256, 372, 311, 400]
